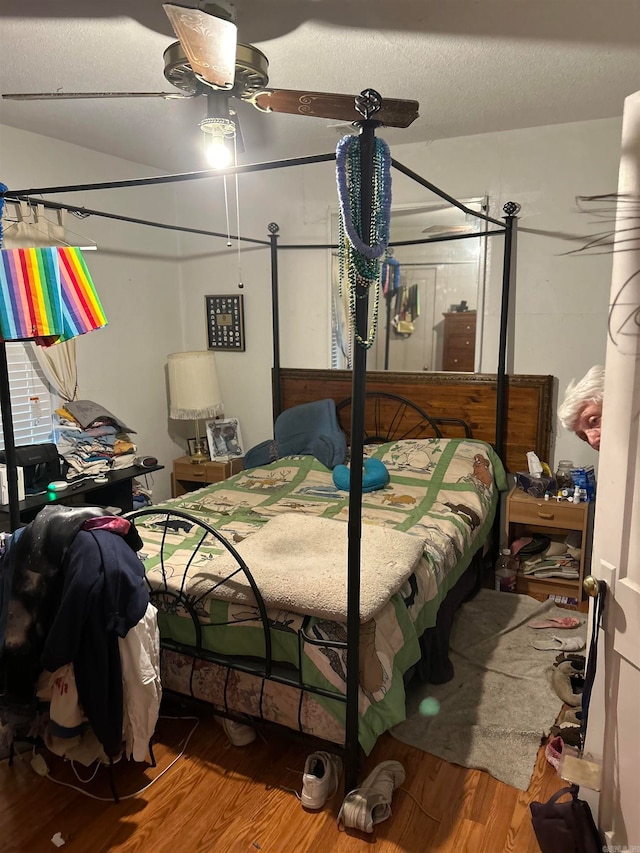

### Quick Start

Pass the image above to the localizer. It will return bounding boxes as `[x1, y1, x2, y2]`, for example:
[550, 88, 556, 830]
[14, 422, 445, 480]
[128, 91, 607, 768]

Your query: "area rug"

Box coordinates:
[390, 589, 587, 790]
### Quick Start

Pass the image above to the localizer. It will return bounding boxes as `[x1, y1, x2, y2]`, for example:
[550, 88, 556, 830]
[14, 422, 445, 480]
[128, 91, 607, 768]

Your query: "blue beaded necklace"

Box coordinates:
[336, 135, 392, 350]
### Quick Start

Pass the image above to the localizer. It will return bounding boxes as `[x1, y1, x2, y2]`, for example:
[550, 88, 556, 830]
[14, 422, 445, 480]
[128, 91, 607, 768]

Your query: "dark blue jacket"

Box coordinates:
[41, 529, 149, 757]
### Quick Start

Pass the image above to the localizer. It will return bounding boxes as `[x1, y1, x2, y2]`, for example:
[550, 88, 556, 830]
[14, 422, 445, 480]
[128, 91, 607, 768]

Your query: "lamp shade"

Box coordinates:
[167, 351, 223, 420]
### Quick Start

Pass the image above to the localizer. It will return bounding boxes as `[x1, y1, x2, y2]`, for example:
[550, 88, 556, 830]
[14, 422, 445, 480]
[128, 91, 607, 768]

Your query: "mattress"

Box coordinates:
[133, 438, 507, 752]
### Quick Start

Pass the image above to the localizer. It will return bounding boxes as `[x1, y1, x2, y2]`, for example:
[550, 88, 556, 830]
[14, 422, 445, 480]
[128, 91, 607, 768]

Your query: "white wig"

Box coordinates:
[558, 365, 605, 432]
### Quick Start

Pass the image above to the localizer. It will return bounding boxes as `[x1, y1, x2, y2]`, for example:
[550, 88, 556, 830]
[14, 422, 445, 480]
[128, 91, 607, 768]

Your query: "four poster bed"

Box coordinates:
[126, 400, 508, 756]
[0, 95, 552, 793]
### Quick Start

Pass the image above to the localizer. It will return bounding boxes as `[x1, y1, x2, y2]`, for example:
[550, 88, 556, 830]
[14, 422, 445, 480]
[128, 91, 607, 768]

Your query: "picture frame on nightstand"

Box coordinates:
[206, 418, 244, 462]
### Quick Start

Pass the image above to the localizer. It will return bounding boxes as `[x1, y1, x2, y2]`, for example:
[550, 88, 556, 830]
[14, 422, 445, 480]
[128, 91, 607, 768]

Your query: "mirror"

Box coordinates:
[331, 198, 487, 372]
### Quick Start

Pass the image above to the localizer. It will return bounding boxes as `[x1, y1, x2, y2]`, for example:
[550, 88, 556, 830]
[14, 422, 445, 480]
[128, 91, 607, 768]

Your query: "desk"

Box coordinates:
[0, 464, 164, 528]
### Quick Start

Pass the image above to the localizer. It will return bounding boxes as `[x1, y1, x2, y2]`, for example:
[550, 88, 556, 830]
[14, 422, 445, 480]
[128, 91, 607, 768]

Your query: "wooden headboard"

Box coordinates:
[277, 369, 555, 474]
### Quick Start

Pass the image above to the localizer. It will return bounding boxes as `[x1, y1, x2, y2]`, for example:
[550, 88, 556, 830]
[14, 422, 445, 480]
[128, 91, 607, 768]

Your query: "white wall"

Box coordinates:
[2, 115, 622, 484]
[172, 164, 333, 450]
[0, 124, 185, 501]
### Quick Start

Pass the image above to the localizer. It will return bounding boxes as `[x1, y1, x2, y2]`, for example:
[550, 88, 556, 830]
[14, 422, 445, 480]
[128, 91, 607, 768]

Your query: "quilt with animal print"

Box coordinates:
[134, 438, 507, 753]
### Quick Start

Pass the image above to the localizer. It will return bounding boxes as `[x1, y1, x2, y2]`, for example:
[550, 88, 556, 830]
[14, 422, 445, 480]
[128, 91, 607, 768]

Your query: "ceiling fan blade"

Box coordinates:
[163, 3, 237, 90]
[250, 89, 419, 128]
[1, 92, 192, 101]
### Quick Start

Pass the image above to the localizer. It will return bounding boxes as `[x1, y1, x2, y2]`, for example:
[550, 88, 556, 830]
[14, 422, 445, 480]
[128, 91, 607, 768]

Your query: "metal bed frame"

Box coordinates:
[0, 92, 518, 793]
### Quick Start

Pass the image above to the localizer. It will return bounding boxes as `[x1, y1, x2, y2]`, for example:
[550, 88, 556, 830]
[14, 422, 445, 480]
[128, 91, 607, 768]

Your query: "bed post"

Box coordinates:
[344, 114, 379, 795]
[495, 202, 520, 463]
[0, 342, 21, 531]
[269, 222, 282, 422]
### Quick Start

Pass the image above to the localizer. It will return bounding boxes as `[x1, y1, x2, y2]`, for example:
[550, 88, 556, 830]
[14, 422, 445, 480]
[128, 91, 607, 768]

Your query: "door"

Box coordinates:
[584, 89, 640, 847]
[371, 267, 438, 371]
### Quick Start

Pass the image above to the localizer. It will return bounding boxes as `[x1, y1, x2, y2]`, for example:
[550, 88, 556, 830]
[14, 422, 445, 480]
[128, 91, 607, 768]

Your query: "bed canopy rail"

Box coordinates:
[0, 99, 517, 794]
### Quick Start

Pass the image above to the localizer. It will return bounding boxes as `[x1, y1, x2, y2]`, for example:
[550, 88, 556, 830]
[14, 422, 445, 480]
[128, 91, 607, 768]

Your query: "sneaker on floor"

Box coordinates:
[220, 717, 256, 747]
[338, 760, 405, 833]
[301, 751, 342, 810]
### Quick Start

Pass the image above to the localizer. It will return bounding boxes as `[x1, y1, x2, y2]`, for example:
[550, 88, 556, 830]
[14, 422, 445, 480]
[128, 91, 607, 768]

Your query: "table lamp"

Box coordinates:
[167, 351, 223, 464]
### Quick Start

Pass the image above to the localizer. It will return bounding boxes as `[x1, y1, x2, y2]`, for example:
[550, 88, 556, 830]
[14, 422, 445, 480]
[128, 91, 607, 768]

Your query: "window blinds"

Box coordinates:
[0, 342, 54, 450]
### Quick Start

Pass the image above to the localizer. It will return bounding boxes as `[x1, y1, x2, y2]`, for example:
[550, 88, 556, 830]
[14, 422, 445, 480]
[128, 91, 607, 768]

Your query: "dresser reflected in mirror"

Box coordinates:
[331, 198, 488, 372]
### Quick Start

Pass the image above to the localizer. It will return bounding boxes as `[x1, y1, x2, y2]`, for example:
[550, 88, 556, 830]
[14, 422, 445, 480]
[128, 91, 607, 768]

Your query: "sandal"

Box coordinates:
[528, 616, 582, 630]
[532, 635, 585, 652]
[554, 652, 585, 668]
[552, 662, 584, 706]
[557, 708, 583, 727]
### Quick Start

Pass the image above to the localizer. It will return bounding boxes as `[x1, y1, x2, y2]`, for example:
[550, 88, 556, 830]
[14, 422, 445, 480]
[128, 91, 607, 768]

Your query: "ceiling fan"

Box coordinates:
[2, 2, 420, 166]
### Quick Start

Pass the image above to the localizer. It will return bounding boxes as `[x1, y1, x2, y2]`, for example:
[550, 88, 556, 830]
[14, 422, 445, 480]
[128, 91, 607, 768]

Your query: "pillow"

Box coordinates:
[275, 400, 347, 468]
[242, 439, 278, 470]
[243, 399, 347, 470]
[332, 458, 390, 493]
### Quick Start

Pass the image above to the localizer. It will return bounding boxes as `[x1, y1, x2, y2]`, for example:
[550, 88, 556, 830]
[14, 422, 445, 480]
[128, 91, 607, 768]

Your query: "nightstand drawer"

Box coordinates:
[174, 460, 208, 482]
[508, 493, 586, 529]
[204, 458, 243, 482]
[172, 455, 244, 497]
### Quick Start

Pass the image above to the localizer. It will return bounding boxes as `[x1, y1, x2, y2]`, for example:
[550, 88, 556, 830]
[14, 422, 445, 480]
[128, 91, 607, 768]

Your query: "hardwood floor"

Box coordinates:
[0, 706, 562, 852]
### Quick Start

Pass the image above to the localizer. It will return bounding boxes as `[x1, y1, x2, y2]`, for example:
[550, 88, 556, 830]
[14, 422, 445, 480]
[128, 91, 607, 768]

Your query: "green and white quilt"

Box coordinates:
[135, 438, 507, 753]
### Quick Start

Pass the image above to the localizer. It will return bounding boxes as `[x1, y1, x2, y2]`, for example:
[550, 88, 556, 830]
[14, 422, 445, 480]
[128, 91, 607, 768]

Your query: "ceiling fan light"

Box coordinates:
[200, 116, 235, 168]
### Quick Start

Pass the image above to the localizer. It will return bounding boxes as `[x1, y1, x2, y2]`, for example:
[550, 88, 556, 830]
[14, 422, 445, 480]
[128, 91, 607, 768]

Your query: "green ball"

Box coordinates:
[419, 697, 440, 717]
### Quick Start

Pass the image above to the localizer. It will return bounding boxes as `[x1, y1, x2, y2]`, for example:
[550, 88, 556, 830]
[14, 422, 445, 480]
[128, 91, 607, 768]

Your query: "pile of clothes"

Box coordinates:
[512, 534, 581, 581]
[54, 399, 137, 479]
[0, 506, 161, 767]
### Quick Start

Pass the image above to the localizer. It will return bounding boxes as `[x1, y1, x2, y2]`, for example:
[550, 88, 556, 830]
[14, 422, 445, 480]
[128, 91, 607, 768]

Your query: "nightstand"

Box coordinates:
[505, 487, 593, 603]
[172, 456, 244, 498]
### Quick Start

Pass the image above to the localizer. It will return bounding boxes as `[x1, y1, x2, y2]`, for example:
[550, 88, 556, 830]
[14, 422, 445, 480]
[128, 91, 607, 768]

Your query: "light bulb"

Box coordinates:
[200, 116, 235, 169]
[205, 133, 232, 169]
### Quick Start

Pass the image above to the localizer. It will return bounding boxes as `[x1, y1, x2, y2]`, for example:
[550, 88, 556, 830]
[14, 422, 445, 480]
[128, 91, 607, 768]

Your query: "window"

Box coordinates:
[0, 343, 55, 450]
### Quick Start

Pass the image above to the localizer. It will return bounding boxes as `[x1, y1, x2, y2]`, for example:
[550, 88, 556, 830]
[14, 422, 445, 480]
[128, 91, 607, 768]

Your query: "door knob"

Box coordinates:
[583, 575, 601, 597]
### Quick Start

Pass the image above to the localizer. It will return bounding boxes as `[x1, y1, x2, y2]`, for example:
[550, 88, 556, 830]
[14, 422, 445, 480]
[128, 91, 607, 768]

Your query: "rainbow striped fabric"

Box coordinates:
[0, 246, 107, 345]
[56, 247, 108, 344]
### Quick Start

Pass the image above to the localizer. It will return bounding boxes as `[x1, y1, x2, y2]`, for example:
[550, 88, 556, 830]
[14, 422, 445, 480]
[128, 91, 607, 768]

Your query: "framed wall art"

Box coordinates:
[205, 294, 245, 351]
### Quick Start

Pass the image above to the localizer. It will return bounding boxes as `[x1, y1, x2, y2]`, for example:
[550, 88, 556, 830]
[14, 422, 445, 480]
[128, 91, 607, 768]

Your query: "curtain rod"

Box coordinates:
[1, 153, 338, 197]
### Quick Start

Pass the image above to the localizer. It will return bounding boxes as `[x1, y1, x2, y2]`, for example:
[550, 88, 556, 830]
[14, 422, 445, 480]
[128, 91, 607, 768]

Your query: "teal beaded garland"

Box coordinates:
[336, 135, 392, 350]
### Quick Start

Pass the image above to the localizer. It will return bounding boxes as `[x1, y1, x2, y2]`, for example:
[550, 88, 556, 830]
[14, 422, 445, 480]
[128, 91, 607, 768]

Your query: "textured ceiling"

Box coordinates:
[0, 0, 639, 173]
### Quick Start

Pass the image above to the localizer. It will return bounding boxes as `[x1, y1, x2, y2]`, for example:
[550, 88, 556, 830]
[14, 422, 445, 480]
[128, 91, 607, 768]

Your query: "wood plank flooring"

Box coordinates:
[2, 582, 580, 851]
[0, 706, 563, 853]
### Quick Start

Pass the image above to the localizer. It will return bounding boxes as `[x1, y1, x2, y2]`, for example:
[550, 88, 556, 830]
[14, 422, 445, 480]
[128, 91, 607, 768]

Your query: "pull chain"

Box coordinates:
[234, 135, 243, 289]
[223, 175, 232, 248]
